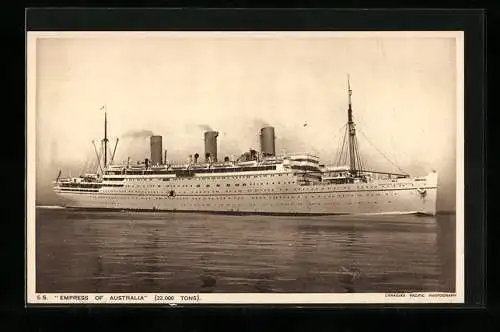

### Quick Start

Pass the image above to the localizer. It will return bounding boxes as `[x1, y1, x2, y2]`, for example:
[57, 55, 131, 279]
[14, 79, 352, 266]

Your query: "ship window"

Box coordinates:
[227, 184, 230, 187]
[196, 185, 200, 187]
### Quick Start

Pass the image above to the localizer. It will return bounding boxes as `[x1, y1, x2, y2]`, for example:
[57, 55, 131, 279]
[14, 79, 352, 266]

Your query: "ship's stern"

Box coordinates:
[52, 180, 70, 208]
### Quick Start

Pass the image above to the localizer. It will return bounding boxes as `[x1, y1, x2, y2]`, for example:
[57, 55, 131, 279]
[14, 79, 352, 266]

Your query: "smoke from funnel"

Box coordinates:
[198, 124, 213, 132]
[252, 118, 270, 129]
[122, 130, 155, 139]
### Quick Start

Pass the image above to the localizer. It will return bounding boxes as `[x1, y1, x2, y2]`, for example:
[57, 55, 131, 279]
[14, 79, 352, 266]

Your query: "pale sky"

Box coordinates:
[31, 32, 461, 210]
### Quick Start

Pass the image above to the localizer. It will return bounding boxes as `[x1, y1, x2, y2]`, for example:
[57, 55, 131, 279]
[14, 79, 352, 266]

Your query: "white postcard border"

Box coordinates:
[26, 30, 465, 305]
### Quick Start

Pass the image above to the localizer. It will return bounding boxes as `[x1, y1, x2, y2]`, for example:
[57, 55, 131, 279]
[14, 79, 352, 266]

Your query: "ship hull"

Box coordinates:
[60, 208, 434, 217]
[54, 172, 438, 216]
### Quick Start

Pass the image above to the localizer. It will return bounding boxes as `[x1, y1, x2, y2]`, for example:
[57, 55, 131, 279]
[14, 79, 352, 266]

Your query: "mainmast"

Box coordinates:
[336, 75, 363, 177]
[335, 77, 408, 178]
[347, 75, 356, 174]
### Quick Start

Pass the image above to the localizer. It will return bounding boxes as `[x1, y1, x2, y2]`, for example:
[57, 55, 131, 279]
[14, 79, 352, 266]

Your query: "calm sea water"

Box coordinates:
[35, 207, 456, 293]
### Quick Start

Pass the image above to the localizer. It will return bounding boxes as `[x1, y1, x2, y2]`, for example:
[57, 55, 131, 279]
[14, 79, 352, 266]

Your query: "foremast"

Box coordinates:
[90, 105, 117, 176]
[102, 105, 108, 169]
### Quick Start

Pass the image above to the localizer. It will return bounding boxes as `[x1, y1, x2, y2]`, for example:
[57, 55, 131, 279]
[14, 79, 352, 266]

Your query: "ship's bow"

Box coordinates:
[418, 171, 438, 215]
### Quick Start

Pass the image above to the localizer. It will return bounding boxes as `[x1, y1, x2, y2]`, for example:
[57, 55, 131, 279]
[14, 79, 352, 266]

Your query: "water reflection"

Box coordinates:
[36, 208, 456, 294]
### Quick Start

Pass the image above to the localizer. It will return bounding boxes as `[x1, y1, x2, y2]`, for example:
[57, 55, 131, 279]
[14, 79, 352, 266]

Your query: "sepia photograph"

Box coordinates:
[26, 31, 464, 304]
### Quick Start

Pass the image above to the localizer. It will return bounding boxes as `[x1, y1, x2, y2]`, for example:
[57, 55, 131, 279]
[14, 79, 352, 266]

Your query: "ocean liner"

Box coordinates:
[52, 79, 438, 215]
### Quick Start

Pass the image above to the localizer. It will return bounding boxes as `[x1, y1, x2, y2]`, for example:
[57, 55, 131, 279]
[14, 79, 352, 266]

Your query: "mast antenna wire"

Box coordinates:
[92, 140, 103, 174]
[80, 153, 90, 175]
[110, 138, 119, 165]
[351, 128, 365, 172]
[333, 123, 347, 165]
[337, 120, 365, 173]
[336, 124, 348, 166]
[336, 123, 347, 152]
[358, 128, 408, 175]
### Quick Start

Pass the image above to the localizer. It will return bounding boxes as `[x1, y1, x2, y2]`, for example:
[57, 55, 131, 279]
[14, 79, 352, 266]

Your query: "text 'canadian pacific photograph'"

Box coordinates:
[26, 31, 464, 304]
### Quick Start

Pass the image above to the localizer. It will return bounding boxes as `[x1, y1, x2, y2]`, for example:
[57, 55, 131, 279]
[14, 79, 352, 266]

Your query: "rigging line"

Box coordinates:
[93, 140, 103, 174]
[335, 132, 342, 164]
[334, 123, 346, 163]
[341, 124, 349, 163]
[337, 125, 349, 166]
[336, 125, 348, 166]
[329, 123, 347, 164]
[85, 156, 92, 174]
[354, 117, 408, 170]
[98, 148, 104, 174]
[108, 147, 114, 165]
[80, 153, 89, 175]
[352, 140, 358, 173]
[344, 126, 351, 166]
[353, 139, 358, 170]
[358, 128, 408, 175]
[344, 141, 350, 165]
[85, 143, 96, 174]
[355, 137, 365, 171]
[352, 138, 361, 172]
